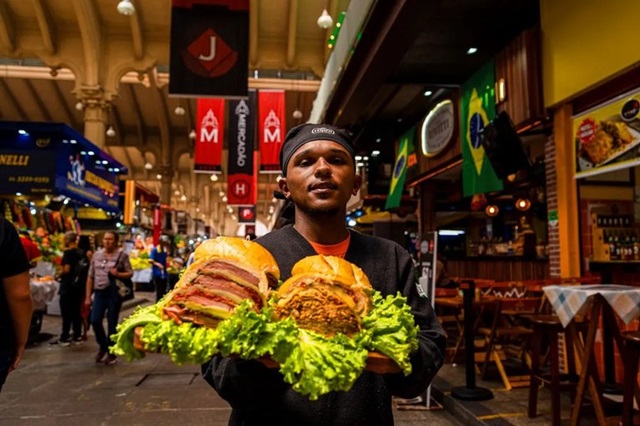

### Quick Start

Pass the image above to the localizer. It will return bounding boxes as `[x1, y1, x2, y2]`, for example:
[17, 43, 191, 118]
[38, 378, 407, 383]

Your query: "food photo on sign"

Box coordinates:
[574, 89, 640, 178]
[111, 237, 419, 400]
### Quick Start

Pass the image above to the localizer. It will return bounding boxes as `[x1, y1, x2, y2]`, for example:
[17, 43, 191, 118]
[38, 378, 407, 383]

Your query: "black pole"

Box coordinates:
[451, 279, 494, 401]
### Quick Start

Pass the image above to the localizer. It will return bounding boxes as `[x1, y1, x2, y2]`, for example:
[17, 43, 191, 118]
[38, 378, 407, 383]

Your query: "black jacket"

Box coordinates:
[202, 225, 446, 425]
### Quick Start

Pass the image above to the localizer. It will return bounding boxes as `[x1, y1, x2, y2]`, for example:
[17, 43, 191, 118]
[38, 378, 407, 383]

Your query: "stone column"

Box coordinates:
[76, 85, 111, 149]
[157, 164, 173, 206]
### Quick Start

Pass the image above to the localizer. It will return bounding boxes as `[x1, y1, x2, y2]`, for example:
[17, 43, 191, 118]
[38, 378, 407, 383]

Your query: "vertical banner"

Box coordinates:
[195, 98, 225, 172]
[461, 61, 503, 197]
[385, 127, 415, 210]
[153, 207, 162, 245]
[258, 90, 286, 172]
[169, 0, 249, 97]
[227, 91, 257, 205]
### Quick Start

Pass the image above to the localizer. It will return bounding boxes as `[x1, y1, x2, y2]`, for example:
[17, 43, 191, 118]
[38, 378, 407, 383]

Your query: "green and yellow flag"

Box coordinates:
[385, 128, 414, 210]
[461, 61, 503, 197]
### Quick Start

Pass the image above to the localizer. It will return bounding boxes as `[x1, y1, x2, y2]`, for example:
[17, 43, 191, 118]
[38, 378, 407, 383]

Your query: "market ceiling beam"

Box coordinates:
[49, 79, 79, 129]
[30, 0, 57, 55]
[249, 0, 258, 68]
[129, 4, 144, 60]
[24, 79, 53, 122]
[286, 0, 298, 68]
[0, 1, 16, 52]
[71, 0, 101, 87]
[0, 79, 28, 121]
[125, 83, 146, 146]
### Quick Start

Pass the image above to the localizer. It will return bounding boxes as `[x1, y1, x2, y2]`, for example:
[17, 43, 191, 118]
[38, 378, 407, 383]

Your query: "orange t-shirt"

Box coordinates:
[308, 233, 350, 258]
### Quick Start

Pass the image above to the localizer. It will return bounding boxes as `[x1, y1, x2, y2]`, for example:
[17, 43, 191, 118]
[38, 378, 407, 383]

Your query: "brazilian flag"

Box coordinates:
[461, 61, 503, 197]
[385, 128, 414, 210]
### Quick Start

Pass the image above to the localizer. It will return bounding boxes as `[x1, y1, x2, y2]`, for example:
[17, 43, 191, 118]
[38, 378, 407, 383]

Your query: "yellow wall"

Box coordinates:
[541, 0, 640, 107]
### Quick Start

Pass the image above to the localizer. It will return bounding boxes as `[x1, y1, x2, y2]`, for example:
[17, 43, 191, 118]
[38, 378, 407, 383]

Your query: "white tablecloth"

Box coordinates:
[542, 284, 640, 327]
[30, 279, 59, 311]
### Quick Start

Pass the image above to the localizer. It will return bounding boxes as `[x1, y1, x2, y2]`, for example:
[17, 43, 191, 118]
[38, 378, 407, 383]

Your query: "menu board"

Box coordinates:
[573, 88, 640, 178]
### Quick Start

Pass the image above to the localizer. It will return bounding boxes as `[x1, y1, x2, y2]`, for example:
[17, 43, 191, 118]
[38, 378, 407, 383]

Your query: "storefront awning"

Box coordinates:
[0, 121, 127, 212]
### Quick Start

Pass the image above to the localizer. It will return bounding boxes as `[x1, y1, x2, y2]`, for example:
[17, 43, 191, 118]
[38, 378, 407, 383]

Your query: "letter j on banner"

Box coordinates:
[258, 90, 286, 173]
[195, 98, 225, 172]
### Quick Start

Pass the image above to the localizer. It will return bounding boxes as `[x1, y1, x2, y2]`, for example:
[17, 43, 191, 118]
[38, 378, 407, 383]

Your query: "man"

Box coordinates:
[84, 231, 133, 365]
[150, 236, 170, 302]
[0, 218, 33, 392]
[51, 232, 86, 346]
[202, 123, 446, 425]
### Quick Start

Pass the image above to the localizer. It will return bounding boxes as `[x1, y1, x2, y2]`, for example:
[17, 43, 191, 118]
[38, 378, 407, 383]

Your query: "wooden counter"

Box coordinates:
[447, 256, 549, 281]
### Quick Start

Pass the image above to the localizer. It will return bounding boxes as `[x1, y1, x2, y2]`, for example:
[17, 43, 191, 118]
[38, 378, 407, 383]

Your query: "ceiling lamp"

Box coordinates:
[144, 162, 153, 170]
[174, 189, 181, 196]
[292, 109, 303, 119]
[317, 8, 333, 29]
[515, 198, 531, 211]
[189, 129, 197, 140]
[106, 126, 116, 137]
[75, 101, 84, 111]
[485, 205, 499, 217]
[117, 0, 135, 16]
[156, 174, 162, 180]
[210, 174, 219, 182]
[174, 106, 186, 116]
[180, 194, 187, 202]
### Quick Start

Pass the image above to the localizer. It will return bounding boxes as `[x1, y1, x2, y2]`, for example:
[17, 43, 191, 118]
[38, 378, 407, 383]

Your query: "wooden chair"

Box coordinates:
[621, 331, 640, 426]
[477, 295, 541, 390]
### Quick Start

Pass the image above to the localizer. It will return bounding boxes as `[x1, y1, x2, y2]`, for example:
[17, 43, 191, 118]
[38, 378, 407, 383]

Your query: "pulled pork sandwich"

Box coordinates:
[162, 237, 279, 327]
[274, 255, 372, 337]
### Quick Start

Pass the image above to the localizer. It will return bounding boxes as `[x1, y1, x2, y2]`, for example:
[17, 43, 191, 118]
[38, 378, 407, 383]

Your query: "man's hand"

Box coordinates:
[109, 267, 119, 277]
[9, 343, 25, 372]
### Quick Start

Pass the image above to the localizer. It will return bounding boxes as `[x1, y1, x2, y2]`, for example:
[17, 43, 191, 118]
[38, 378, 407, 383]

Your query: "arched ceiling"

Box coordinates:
[0, 0, 349, 223]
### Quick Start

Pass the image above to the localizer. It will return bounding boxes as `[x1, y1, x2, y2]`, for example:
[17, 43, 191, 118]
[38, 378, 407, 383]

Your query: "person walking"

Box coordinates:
[150, 236, 170, 302]
[201, 123, 446, 425]
[50, 232, 87, 346]
[0, 218, 33, 392]
[84, 231, 133, 365]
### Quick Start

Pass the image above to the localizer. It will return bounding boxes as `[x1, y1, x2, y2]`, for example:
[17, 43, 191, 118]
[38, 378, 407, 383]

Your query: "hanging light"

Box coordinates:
[106, 126, 116, 137]
[210, 174, 219, 182]
[75, 101, 84, 111]
[515, 198, 531, 211]
[189, 129, 197, 140]
[485, 205, 500, 217]
[180, 194, 187, 202]
[174, 106, 185, 116]
[144, 162, 153, 170]
[156, 174, 162, 180]
[117, 0, 135, 16]
[292, 109, 303, 119]
[317, 8, 333, 29]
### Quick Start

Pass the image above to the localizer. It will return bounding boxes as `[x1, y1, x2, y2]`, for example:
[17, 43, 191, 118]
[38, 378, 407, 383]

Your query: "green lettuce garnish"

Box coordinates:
[356, 292, 419, 375]
[110, 304, 162, 361]
[110, 289, 420, 399]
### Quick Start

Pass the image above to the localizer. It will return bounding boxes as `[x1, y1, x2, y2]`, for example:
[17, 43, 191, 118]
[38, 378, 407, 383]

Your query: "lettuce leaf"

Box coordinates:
[110, 304, 163, 361]
[139, 320, 220, 365]
[279, 329, 368, 401]
[215, 300, 299, 362]
[356, 291, 419, 375]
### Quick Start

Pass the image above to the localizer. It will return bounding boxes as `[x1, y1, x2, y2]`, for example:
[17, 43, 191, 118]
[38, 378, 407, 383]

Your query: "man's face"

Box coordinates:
[280, 140, 361, 216]
[103, 233, 116, 250]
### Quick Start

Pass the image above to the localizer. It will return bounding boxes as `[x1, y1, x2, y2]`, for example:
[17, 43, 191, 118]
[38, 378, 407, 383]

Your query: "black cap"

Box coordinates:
[279, 123, 355, 176]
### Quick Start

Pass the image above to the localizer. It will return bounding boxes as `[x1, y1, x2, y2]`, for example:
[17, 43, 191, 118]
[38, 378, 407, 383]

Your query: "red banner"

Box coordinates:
[195, 98, 225, 172]
[258, 90, 285, 172]
[227, 152, 257, 205]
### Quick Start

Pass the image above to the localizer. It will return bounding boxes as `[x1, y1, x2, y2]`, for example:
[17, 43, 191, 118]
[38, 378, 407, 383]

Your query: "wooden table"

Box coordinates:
[543, 285, 640, 426]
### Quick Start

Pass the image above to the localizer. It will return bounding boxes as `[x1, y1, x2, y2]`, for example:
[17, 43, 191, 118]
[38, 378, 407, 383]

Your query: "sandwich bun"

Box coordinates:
[291, 255, 371, 289]
[194, 237, 280, 288]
